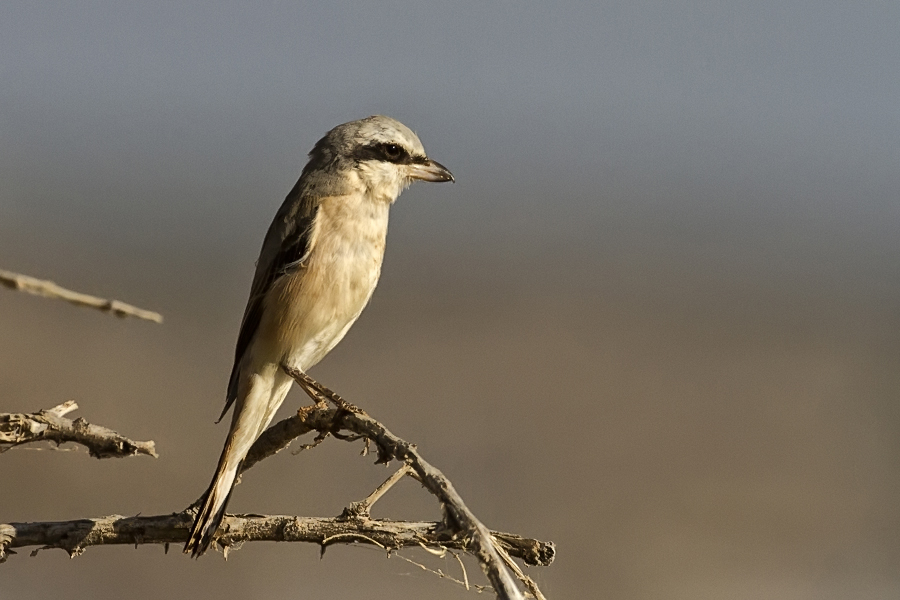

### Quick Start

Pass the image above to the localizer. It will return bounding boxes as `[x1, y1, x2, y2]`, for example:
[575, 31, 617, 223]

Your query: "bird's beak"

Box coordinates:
[408, 159, 454, 183]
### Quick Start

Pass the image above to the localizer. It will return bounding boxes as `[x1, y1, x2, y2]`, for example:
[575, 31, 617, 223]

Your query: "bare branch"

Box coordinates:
[260, 389, 533, 600]
[0, 402, 157, 458]
[0, 512, 553, 567]
[0, 268, 163, 323]
[1, 402, 553, 598]
[342, 464, 414, 518]
[238, 403, 322, 472]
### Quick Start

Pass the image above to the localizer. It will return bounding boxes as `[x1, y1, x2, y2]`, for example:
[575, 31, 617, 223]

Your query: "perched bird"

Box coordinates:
[185, 115, 453, 557]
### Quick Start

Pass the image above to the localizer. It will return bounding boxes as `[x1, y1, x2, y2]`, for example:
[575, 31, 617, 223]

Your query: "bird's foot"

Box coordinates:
[282, 365, 366, 415]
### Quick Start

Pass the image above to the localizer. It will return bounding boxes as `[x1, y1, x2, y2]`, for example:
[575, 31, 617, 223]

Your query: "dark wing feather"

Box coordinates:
[216, 184, 319, 422]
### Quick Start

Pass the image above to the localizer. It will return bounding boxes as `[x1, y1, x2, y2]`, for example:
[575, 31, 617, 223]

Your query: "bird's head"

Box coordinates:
[303, 115, 454, 203]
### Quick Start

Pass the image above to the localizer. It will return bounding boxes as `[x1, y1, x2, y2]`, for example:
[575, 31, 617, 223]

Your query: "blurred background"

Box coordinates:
[2, 1, 899, 598]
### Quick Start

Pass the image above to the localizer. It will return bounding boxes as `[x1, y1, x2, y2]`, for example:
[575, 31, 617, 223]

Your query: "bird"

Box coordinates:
[184, 115, 454, 557]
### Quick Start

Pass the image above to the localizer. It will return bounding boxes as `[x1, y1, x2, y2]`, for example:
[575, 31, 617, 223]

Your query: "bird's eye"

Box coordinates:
[381, 143, 403, 161]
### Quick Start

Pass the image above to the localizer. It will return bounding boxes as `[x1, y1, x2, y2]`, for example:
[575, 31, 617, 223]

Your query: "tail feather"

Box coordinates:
[184, 459, 240, 557]
[185, 369, 293, 557]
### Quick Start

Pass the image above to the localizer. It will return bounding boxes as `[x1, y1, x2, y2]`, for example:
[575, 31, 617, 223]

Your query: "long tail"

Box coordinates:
[184, 369, 292, 557]
[184, 443, 243, 557]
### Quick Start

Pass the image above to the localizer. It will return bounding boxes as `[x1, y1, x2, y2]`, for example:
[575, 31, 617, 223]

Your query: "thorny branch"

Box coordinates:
[0, 402, 157, 458]
[0, 268, 163, 323]
[1, 403, 554, 599]
[0, 513, 551, 569]
[274, 390, 533, 600]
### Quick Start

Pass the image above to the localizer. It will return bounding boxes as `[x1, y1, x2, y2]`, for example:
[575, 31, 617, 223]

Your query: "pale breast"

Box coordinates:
[267, 193, 391, 370]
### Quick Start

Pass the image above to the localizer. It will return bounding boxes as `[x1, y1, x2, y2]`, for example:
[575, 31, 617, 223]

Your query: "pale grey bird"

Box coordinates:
[185, 115, 453, 557]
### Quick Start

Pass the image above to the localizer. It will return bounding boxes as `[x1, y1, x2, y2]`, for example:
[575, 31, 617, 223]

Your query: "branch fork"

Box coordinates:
[2, 393, 554, 600]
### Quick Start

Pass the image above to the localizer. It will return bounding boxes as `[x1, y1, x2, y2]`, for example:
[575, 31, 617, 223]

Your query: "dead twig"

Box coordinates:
[272, 392, 532, 600]
[1, 402, 554, 599]
[392, 549, 493, 594]
[0, 402, 157, 459]
[0, 268, 163, 323]
[340, 465, 414, 519]
[0, 512, 552, 569]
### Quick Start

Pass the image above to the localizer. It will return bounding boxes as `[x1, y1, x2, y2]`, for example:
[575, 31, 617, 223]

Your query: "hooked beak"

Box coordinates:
[408, 159, 454, 183]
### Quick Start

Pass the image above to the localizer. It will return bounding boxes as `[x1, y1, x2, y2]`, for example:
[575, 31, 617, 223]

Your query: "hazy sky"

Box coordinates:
[2, 0, 897, 329]
[3, 1, 898, 246]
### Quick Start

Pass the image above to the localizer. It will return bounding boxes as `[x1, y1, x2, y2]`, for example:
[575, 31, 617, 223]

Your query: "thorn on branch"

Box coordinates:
[4, 401, 552, 599]
[273, 401, 531, 599]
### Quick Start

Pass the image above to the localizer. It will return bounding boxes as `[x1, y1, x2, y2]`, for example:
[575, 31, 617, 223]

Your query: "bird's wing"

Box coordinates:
[217, 188, 319, 422]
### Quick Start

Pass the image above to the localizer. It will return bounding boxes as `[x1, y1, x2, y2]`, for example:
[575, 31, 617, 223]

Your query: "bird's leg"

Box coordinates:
[282, 365, 368, 443]
[281, 364, 364, 414]
[292, 373, 329, 409]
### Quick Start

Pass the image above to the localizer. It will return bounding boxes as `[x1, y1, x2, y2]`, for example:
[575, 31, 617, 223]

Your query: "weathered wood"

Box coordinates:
[0, 402, 157, 458]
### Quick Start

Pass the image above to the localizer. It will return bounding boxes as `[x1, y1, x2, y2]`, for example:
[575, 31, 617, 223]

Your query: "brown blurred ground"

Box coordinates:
[2, 199, 899, 600]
